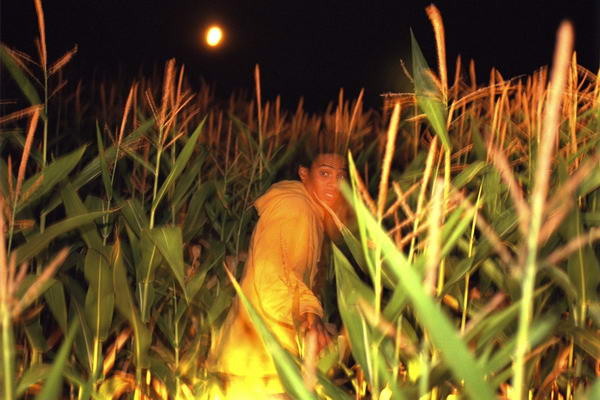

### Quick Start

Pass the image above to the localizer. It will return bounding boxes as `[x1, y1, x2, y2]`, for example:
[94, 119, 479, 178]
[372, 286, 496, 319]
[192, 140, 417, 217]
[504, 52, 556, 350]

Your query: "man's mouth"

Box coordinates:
[323, 192, 335, 200]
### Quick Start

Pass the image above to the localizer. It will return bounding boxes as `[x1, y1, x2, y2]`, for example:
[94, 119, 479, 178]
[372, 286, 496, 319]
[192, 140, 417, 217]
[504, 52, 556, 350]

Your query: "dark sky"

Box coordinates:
[1, 0, 599, 111]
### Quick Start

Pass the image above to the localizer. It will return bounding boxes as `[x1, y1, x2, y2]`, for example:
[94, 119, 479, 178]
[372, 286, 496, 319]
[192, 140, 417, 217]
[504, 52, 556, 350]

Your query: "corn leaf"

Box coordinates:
[34, 320, 79, 400]
[64, 277, 94, 373]
[484, 316, 557, 375]
[0, 45, 43, 114]
[171, 146, 207, 212]
[18, 146, 87, 212]
[16, 364, 50, 397]
[564, 208, 600, 307]
[41, 118, 154, 216]
[571, 327, 600, 360]
[152, 118, 205, 211]
[112, 241, 151, 369]
[120, 198, 149, 238]
[136, 231, 160, 323]
[584, 378, 600, 400]
[146, 226, 188, 301]
[14, 211, 107, 265]
[410, 30, 451, 152]
[95, 122, 113, 200]
[333, 245, 378, 388]
[84, 248, 114, 341]
[182, 180, 214, 241]
[44, 280, 68, 334]
[61, 182, 103, 252]
[349, 184, 496, 399]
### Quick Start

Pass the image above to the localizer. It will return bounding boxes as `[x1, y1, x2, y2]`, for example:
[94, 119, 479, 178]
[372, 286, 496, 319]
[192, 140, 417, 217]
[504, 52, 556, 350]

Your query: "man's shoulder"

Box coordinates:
[256, 180, 314, 215]
[269, 181, 313, 208]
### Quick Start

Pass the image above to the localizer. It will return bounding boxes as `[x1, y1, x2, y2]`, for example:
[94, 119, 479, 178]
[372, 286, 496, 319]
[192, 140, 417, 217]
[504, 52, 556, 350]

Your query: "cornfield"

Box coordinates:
[1, 2, 599, 399]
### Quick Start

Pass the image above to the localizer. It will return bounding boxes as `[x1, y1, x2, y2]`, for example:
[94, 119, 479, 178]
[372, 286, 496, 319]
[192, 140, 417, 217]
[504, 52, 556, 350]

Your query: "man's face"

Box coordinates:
[299, 154, 347, 208]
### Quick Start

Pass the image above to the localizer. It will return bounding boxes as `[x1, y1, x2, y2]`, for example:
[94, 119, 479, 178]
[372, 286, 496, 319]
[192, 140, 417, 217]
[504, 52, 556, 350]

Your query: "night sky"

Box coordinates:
[2, 0, 599, 111]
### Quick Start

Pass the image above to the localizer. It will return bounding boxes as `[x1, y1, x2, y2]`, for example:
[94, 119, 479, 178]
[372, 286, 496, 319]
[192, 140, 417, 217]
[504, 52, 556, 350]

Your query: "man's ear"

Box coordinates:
[298, 166, 308, 182]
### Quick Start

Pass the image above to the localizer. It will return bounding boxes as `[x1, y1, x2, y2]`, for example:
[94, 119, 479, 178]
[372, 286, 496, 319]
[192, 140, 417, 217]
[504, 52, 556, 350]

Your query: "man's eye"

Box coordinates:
[320, 171, 330, 177]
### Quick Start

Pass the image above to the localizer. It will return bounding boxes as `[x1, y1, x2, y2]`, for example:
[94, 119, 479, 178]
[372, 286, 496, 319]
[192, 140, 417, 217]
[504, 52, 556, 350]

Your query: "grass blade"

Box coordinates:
[34, 320, 79, 400]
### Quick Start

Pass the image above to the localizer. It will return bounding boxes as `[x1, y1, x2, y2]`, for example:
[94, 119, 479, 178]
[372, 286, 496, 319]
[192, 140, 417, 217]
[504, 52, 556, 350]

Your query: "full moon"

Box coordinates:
[205, 26, 223, 47]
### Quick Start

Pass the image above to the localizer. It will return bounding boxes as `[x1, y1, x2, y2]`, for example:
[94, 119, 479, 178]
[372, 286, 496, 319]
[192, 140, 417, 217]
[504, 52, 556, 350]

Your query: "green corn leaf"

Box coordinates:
[269, 138, 305, 177]
[15, 276, 61, 335]
[583, 211, 600, 226]
[112, 241, 151, 369]
[24, 318, 48, 352]
[571, 326, 600, 360]
[470, 121, 487, 161]
[539, 266, 578, 300]
[44, 280, 68, 334]
[453, 161, 487, 189]
[230, 114, 259, 153]
[146, 226, 188, 301]
[19, 364, 91, 399]
[152, 118, 206, 212]
[136, 231, 160, 322]
[333, 245, 378, 388]
[337, 223, 369, 279]
[347, 184, 496, 400]
[172, 147, 206, 212]
[577, 161, 600, 197]
[439, 205, 476, 259]
[84, 248, 114, 341]
[564, 208, 600, 309]
[205, 286, 234, 327]
[14, 211, 107, 265]
[186, 242, 225, 300]
[484, 316, 557, 376]
[120, 145, 155, 174]
[410, 30, 451, 152]
[316, 372, 355, 400]
[61, 182, 103, 252]
[120, 198, 149, 238]
[0, 44, 43, 114]
[34, 320, 79, 400]
[96, 122, 113, 200]
[0, 158, 10, 200]
[73, 118, 153, 190]
[18, 146, 87, 212]
[583, 378, 600, 400]
[16, 364, 51, 398]
[440, 257, 475, 296]
[382, 281, 409, 323]
[466, 285, 550, 352]
[41, 118, 154, 216]
[182, 180, 214, 241]
[64, 277, 94, 373]
[226, 270, 317, 400]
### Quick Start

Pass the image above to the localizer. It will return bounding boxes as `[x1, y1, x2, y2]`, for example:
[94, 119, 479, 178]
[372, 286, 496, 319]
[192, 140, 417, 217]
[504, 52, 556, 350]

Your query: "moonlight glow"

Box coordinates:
[205, 26, 223, 47]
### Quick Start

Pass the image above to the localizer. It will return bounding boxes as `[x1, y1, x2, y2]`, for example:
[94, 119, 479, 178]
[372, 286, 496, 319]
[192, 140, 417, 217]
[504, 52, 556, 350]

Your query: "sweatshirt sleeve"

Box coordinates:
[251, 197, 324, 325]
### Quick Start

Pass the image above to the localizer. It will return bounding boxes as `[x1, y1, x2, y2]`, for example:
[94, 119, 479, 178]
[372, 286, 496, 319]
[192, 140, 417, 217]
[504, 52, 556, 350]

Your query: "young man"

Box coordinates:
[206, 153, 347, 399]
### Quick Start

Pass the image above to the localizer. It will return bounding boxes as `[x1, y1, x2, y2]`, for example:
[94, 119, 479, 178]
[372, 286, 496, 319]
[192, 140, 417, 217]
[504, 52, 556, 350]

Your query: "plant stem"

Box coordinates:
[150, 146, 163, 229]
[0, 299, 15, 400]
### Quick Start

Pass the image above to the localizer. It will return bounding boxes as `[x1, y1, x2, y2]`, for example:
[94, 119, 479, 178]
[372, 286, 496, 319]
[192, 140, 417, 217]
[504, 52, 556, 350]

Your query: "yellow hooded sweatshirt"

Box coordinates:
[207, 180, 325, 398]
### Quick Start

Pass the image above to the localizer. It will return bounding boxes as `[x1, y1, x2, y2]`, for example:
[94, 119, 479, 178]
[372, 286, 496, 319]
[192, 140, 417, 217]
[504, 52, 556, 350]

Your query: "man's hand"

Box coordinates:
[299, 313, 331, 355]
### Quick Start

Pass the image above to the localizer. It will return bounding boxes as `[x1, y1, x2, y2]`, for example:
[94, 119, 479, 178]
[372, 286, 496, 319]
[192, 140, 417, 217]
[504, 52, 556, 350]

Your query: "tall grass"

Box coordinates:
[1, 1, 599, 399]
